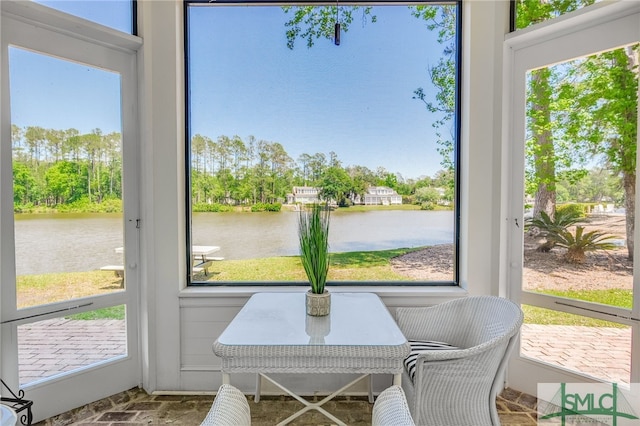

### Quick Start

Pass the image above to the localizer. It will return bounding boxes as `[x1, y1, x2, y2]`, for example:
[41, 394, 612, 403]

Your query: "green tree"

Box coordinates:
[345, 165, 375, 202]
[415, 186, 440, 205]
[191, 134, 209, 175]
[24, 126, 47, 170]
[11, 124, 25, 161]
[519, 0, 596, 221]
[307, 152, 327, 186]
[411, 4, 457, 176]
[81, 130, 104, 202]
[45, 129, 65, 163]
[320, 166, 352, 206]
[45, 161, 86, 204]
[383, 173, 398, 191]
[282, 6, 376, 49]
[268, 142, 294, 203]
[13, 161, 37, 206]
[573, 46, 639, 259]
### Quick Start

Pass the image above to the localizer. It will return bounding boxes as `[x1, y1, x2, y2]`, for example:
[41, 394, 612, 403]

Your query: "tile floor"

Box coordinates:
[33, 386, 538, 426]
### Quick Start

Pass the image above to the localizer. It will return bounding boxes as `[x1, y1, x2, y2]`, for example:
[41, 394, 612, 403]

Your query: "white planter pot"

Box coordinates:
[305, 290, 331, 316]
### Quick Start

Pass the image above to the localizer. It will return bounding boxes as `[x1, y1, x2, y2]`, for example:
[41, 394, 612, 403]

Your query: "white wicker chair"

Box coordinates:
[372, 385, 415, 426]
[396, 296, 523, 426]
[200, 384, 251, 426]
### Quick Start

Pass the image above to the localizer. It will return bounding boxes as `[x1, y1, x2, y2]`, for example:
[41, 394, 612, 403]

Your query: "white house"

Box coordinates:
[286, 186, 320, 204]
[363, 186, 402, 205]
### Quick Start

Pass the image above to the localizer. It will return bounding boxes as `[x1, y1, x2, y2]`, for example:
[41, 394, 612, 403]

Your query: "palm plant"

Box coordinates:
[526, 209, 583, 252]
[547, 226, 618, 263]
[298, 203, 330, 294]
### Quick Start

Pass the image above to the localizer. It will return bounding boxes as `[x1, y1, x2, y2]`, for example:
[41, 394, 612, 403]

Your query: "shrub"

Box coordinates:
[251, 202, 281, 212]
[548, 226, 618, 263]
[97, 198, 123, 213]
[415, 187, 441, 205]
[525, 209, 584, 252]
[556, 203, 587, 219]
[193, 203, 233, 212]
[338, 198, 352, 207]
[420, 201, 435, 210]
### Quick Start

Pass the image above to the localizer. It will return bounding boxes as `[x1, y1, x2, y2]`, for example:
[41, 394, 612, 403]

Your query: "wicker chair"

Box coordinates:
[200, 384, 251, 426]
[372, 385, 415, 426]
[396, 296, 523, 426]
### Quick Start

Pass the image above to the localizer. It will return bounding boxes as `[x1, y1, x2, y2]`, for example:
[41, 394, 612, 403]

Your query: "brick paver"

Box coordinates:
[34, 387, 540, 426]
[17, 318, 126, 385]
[520, 323, 631, 384]
[17, 320, 631, 387]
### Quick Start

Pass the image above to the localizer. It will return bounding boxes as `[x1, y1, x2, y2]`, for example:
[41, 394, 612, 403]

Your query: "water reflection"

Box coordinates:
[15, 210, 454, 275]
[192, 210, 454, 261]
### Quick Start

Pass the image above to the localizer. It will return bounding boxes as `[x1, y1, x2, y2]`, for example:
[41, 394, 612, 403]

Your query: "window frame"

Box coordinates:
[184, 0, 462, 287]
[32, 0, 137, 35]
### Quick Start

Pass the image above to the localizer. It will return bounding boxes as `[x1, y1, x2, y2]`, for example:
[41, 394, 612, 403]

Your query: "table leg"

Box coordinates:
[393, 373, 402, 386]
[222, 373, 230, 385]
[368, 374, 374, 403]
[254, 373, 262, 403]
[259, 373, 369, 426]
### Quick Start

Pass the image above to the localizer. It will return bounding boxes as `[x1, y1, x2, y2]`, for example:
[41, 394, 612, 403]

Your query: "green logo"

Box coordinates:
[538, 383, 639, 426]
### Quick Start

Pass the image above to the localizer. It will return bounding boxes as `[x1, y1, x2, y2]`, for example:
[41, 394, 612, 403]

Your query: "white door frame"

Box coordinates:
[0, 2, 142, 421]
[503, 1, 640, 396]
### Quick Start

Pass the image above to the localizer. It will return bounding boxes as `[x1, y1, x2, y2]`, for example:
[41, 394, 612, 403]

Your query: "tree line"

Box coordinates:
[10, 123, 453, 211]
[191, 133, 453, 208]
[12, 124, 122, 211]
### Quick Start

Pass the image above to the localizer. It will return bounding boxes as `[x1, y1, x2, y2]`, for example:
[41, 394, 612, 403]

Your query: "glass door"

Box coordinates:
[505, 4, 640, 397]
[1, 7, 140, 421]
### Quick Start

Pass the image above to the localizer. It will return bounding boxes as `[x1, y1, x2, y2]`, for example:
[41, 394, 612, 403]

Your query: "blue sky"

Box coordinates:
[9, 48, 122, 135]
[188, 6, 450, 179]
[10, 2, 453, 180]
[37, 0, 131, 33]
[9, 0, 130, 135]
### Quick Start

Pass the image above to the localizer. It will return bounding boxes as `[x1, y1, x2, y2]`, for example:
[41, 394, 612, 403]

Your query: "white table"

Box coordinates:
[115, 245, 219, 258]
[213, 292, 409, 426]
[115, 245, 220, 274]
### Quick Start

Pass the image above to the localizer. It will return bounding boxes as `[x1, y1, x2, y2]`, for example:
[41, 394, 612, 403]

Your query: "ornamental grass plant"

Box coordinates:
[298, 203, 330, 294]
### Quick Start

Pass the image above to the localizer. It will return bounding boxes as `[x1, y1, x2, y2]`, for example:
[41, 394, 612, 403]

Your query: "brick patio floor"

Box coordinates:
[34, 386, 539, 426]
[18, 320, 631, 386]
[19, 320, 632, 425]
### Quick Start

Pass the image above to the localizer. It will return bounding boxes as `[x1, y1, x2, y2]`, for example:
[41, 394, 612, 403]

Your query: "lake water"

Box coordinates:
[14, 210, 454, 275]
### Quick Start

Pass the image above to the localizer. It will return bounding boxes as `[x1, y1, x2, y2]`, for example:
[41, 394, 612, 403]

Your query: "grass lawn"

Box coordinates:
[16, 248, 632, 326]
[523, 289, 632, 327]
[335, 204, 423, 212]
[195, 247, 424, 282]
[17, 270, 124, 309]
[16, 248, 424, 319]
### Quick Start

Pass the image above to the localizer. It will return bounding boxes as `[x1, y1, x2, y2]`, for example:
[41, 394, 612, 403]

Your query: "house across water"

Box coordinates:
[286, 185, 402, 205]
[364, 186, 402, 205]
[286, 186, 320, 204]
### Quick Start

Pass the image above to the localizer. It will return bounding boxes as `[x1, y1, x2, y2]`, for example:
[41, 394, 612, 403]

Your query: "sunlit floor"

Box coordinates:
[33, 386, 538, 426]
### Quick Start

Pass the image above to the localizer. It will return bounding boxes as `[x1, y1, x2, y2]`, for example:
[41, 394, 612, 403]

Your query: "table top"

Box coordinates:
[114, 245, 220, 255]
[217, 292, 406, 347]
[192, 245, 220, 256]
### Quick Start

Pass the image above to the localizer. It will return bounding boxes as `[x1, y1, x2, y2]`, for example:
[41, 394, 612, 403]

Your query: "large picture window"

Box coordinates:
[185, 1, 460, 285]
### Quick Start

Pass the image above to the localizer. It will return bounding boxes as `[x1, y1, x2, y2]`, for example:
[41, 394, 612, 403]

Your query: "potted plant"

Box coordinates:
[298, 203, 331, 316]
